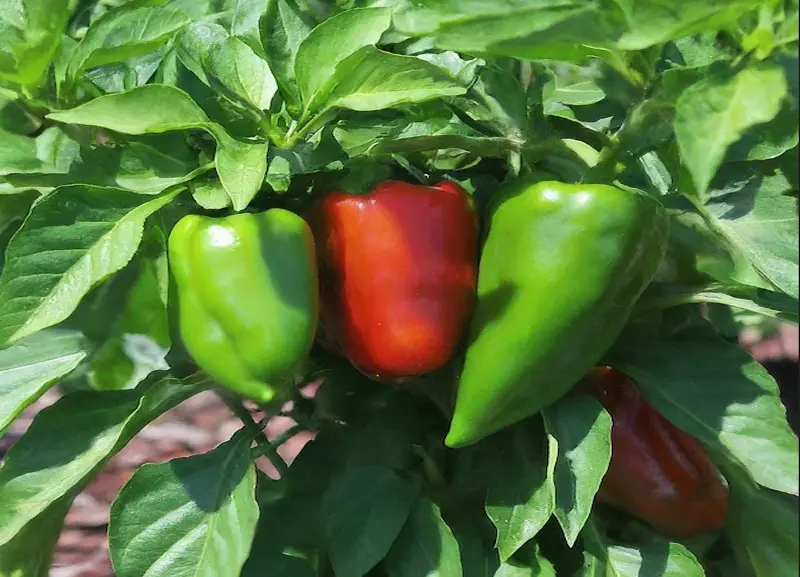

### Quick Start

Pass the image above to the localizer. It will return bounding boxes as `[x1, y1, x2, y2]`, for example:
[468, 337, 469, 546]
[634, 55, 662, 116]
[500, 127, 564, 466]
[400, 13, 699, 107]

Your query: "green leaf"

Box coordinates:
[703, 168, 799, 298]
[485, 421, 555, 562]
[614, 0, 765, 50]
[636, 282, 798, 323]
[0, 328, 90, 435]
[609, 335, 800, 496]
[0, 93, 40, 134]
[0, 126, 80, 177]
[726, 100, 799, 162]
[542, 395, 612, 547]
[579, 516, 706, 576]
[175, 21, 228, 86]
[449, 64, 528, 140]
[0, 497, 71, 577]
[241, 476, 322, 577]
[177, 23, 277, 111]
[189, 176, 231, 210]
[674, 63, 788, 195]
[322, 465, 416, 577]
[725, 465, 799, 577]
[0, 0, 69, 86]
[0, 184, 180, 346]
[453, 528, 499, 577]
[210, 37, 277, 110]
[47, 86, 267, 210]
[48, 84, 210, 132]
[392, 1, 619, 62]
[85, 49, 164, 93]
[108, 431, 259, 577]
[384, 497, 463, 577]
[229, 0, 268, 57]
[66, 6, 189, 89]
[0, 372, 209, 548]
[260, 0, 316, 117]
[88, 228, 170, 391]
[310, 46, 466, 118]
[294, 7, 391, 108]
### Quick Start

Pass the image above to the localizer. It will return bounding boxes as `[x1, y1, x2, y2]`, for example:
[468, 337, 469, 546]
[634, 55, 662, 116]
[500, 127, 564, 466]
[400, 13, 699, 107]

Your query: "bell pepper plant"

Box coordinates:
[0, 1, 796, 577]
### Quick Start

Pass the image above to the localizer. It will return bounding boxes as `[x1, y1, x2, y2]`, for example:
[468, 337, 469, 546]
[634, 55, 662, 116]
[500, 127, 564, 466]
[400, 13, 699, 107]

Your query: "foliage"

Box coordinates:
[0, 1, 797, 576]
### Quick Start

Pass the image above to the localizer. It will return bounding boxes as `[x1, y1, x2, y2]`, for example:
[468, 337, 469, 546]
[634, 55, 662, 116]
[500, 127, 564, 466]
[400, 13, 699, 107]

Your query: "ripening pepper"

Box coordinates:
[309, 180, 478, 381]
[445, 178, 669, 448]
[585, 367, 729, 538]
[168, 210, 319, 403]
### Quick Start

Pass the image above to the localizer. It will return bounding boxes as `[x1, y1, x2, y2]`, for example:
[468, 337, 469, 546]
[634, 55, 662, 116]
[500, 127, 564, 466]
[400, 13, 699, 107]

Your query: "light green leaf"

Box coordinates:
[47, 86, 267, 210]
[0, 185, 181, 346]
[190, 176, 231, 210]
[66, 6, 189, 87]
[0, 328, 90, 435]
[580, 516, 706, 577]
[109, 432, 259, 577]
[260, 0, 316, 117]
[703, 169, 799, 299]
[312, 46, 466, 116]
[230, 0, 268, 57]
[209, 37, 277, 110]
[486, 422, 555, 562]
[675, 63, 788, 195]
[0, 373, 210, 548]
[610, 336, 799, 496]
[294, 7, 391, 107]
[614, 0, 765, 50]
[89, 229, 170, 391]
[0, 0, 69, 86]
[543, 395, 612, 547]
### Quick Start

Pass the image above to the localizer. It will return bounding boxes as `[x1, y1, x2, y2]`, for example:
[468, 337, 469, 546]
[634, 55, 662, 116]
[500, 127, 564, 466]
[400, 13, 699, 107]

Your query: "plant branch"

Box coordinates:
[223, 394, 271, 444]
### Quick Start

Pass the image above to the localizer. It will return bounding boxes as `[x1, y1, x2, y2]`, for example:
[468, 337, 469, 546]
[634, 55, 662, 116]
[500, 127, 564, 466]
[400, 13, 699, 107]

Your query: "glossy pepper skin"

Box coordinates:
[446, 178, 669, 447]
[169, 210, 319, 403]
[586, 367, 729, 538]
[309, 180, 478, 381]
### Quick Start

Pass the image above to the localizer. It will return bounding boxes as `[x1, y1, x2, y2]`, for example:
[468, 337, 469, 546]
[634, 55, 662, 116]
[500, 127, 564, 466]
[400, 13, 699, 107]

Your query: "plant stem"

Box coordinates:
[222, 393, 292, 476]
[223, 394, 270, 444]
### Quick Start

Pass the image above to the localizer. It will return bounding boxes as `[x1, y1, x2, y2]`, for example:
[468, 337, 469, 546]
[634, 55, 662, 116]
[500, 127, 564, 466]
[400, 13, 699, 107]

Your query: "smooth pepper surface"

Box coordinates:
[310, 180, 478, 381]
[446, 178, 669, 447]
[169, 209, 319, 403]
[586, 367, 729, 537]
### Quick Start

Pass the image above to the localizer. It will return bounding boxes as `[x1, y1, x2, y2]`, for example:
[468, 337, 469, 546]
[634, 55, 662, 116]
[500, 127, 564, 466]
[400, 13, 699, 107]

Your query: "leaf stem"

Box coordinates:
[223, 394, 271, 444]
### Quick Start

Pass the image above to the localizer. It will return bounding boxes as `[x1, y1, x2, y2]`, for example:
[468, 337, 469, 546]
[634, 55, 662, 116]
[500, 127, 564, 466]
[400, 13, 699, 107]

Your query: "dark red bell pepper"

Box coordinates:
[585, 367, 729, 538]
[309, 180, 478, 381]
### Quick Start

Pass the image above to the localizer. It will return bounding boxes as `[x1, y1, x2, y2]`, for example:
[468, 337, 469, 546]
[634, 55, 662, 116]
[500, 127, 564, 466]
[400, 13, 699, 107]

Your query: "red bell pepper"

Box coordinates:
[309, 180, 478, 381]
[585, 367, 729, 538]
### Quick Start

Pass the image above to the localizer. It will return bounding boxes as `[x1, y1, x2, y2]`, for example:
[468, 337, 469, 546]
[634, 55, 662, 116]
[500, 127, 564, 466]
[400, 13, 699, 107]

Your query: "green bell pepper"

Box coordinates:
[168, 209, 319, 404]
[445, 178, 669, 448]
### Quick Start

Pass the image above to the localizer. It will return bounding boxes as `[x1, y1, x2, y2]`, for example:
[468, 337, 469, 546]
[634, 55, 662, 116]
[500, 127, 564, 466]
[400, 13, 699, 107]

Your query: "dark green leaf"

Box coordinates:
[384, 497, 463, 577]
[322, 465, 416, 577]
